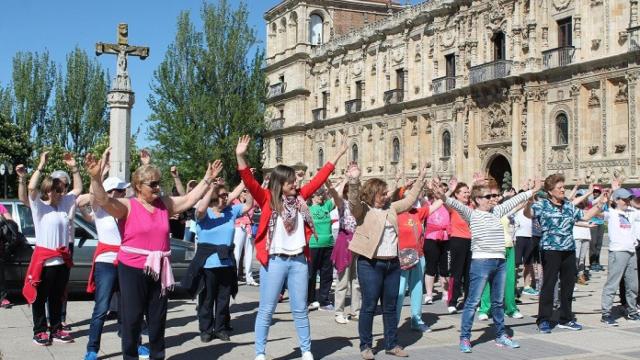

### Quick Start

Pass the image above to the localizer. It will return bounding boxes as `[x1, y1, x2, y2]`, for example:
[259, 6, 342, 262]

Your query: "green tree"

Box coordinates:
[50, 47, 110, 155]
[0, 118, 32, 197]
[148, 0, 267, 184]
[502, 171, 512, 192]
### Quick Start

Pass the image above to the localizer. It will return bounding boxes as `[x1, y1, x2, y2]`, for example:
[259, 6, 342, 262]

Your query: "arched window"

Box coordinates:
[289, 12, 299, 44]
[318, 148, 324, 167]
[443, 130, 451, 157]
[392, 137, 400, 163]
[309, 14, 323, 45]
[351, 143, 359, 163]
[555, 113, 568, 145]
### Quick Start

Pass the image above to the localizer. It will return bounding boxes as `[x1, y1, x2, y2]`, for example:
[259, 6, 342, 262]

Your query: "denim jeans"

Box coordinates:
[460, 258, 506, 340]
[255, 254, 310, 356]
[396, 256, 426, 327]
[87, 262, 118, 353]
[357, 257, 401, 351]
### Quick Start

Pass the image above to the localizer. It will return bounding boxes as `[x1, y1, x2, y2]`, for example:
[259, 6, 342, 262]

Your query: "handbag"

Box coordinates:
[398, 217, 423, 270]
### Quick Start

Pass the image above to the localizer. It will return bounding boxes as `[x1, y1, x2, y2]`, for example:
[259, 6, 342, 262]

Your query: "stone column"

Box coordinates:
[107, 90, 134, 181]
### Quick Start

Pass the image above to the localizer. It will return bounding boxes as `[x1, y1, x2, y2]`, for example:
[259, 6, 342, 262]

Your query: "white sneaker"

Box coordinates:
[478, 313, 489, 321]
[246, 278, 259, 286]
[335, 313, 349, 324]
[308, 301, 320, 310]
[255, 355, 266, 360]
[301, 351, 314, 360]
[509, 311, 524, 319]
[447, 306, 457, 314]
[423, 295, 433, 305]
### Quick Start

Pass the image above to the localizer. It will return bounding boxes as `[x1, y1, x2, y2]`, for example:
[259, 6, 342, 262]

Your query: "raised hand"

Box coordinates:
[526, 178, 534, 190]
[63, 152, 77, 168]
[611, 177, 622, 191]
[100, 147, 112, 178]
[16, 164, 27, 178]
[170, 166, 179, 178]
[418, 162, 429, 179]
[472, 171, 487, 186]
[207, 160, 224, 180]
[236, 135, 251, 156]
[346, 162, 361, 180]
[448, 176, 458, 192]
[140, 149, 151, 165]
[37, 151, 49, 170]
[84, 153, 102, 179]
[532, 178, 543, 192]
[405, 178, 416, 189]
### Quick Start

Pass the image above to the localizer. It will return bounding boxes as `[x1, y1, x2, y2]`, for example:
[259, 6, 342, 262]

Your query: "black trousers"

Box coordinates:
[32, 264, 69, 334]
[0, 259, 7, 301]
[308, 247, 334, 306]
[447, 237, 471, 307]
[118, 263, 168, 360]
[589, 224, 605, 266]
[197, 267, 234, 334]
[537, 250, 576, 324]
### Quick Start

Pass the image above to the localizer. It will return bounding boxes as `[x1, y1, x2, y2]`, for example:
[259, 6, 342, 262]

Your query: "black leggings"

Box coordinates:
[32, 264, 69, 334]
[424, 239, 450, 277]
[447, 237, 471, 307]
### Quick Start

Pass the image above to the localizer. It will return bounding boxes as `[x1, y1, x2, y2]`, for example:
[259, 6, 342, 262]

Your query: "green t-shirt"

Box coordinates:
[309, 199, 335, 248]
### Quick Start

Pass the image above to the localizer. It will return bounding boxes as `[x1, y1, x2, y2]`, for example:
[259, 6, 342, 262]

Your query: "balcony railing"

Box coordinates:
[345, 99, 362, 114]
[270, 117, 284, 130]
[383, 89, 404, 105]
[630, 26, 640, 52]
[469, 60, 512, 85]
[312, 108, 326, 121]
[542, 46, 575, 69]
[431, 76, 456, 95]
[268, 82, 287, 98]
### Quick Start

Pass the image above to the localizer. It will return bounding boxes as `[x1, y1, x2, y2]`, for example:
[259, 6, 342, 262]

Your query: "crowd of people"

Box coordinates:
[1, 135, 639, 360]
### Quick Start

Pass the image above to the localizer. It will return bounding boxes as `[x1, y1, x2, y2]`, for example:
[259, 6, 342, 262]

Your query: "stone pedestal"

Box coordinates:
[107, 90, 134, 181]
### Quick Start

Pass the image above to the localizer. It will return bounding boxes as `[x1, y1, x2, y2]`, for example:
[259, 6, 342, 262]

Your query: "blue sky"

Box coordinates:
[0, 0, 419, 148]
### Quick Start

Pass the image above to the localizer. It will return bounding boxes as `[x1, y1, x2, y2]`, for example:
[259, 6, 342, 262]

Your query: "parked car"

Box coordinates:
[0, 199, 195, 295]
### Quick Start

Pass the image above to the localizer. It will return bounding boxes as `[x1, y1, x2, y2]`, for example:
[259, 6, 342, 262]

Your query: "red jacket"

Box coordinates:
[86, 242, 120, 293]
[239, 162, 335, 266]
[23, 246, 73, 304]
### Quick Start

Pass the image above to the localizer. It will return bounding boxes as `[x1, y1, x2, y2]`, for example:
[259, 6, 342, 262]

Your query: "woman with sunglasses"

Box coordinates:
[85, 148, 223, 360]
[17, 151, 82, 346]
[236, 135, 348, 360]
[194, 181, 253, 342]
[438, 179, 541, 353]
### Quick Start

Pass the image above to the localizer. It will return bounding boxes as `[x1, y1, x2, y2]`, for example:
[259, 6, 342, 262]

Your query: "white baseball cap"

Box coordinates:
[103, 177, 130, 192]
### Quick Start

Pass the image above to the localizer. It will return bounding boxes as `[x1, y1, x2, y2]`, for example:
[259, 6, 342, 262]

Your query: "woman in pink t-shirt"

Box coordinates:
[85, 148, 223, 360]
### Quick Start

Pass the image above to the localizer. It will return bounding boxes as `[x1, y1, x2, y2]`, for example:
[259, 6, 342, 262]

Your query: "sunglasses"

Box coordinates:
[218, 192, 229, 197]
[108, 188, 126, 194]
[479, 194, 501, 200]
[53, 187, 66, 194]
[143, 181, 161, 189]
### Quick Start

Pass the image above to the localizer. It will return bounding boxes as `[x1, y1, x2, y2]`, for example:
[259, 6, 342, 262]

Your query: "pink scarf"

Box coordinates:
[120, 246, 175, 296]
[266, 195, 317, 252]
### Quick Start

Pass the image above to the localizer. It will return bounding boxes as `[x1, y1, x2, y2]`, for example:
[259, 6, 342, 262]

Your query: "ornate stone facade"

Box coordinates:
[263, 0, 640, 187]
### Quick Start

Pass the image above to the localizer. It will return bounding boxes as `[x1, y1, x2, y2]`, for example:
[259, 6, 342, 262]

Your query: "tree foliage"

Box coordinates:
[148, 0, 267, 184]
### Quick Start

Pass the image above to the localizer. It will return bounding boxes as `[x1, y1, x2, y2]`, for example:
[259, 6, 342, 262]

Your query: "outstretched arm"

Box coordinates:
[85, 148, 130, 220]
[165, 160, 223, 216]
[170, 166, 186, 196]
[63, 152, 82, 196]
[325, 178, 343, 211]
[236, 136, 269, 207]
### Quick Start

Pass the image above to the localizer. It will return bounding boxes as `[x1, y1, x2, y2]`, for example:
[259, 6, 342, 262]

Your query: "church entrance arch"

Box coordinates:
[486, 154, 511, 190]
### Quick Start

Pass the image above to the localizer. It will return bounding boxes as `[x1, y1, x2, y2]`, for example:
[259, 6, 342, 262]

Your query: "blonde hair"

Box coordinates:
[470, 184, 489, 206]
[360, 178, 387, 207]
[131, 165, 162, 194]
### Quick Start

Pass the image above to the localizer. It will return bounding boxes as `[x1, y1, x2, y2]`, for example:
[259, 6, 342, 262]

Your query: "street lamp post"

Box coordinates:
[0, 162, 14, 199]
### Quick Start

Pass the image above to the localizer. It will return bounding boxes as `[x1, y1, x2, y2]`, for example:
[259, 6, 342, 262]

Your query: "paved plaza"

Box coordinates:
[1, 250, 640, 360]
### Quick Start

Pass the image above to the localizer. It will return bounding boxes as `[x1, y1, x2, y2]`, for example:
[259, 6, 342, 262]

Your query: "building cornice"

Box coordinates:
[266, 88, 312, 105]
[265, 52, 310, 72]
[265, 0, 403, 21]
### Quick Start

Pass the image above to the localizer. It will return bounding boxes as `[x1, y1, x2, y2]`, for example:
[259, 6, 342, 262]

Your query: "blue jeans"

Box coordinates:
[255, 254, 310, 356]
[396, 256, 426, 327]
[460, 258, 506, 341]
[87, 262, 118, 353]
[357, 257, 401, 351]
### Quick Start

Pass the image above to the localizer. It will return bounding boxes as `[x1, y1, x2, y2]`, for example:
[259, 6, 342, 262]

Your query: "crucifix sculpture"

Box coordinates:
[96, 23, 149, 90]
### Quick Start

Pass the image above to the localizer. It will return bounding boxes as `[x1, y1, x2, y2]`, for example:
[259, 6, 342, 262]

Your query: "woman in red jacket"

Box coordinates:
[235, 135, 347, 360]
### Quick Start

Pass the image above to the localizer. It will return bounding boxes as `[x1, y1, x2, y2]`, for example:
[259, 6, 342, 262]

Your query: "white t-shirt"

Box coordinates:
[513, 209, 532, 238]
[371, 208, 398, 258]
[572, 224, 591, 240]
[93, 207, 121, 263]
[270, 213, 306, 255]
[330, 207, 340, 241]
[30, 192, 77, 266]
[604, 208, 640, 252]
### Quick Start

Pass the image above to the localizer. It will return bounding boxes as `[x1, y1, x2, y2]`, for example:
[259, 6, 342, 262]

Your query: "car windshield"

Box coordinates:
[17, 203, 35, 237]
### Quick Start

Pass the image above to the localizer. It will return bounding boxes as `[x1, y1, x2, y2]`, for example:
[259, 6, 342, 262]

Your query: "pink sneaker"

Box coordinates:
[32, 332, 51, 346]
[0, 299, 12, 308]
[51, 329, 74, 343]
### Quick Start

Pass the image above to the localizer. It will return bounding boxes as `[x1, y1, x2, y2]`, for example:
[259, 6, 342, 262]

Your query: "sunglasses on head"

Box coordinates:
[479, 194, 500, 200]
[143, 181, 161, 189]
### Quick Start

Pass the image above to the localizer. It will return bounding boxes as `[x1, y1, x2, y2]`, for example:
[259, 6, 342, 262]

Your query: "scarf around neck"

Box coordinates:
[267, 195, 317, 252]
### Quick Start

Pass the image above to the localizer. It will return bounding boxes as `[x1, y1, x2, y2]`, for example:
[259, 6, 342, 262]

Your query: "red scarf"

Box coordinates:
[23, 246, 73, 304]
[86, 242, 120, 293]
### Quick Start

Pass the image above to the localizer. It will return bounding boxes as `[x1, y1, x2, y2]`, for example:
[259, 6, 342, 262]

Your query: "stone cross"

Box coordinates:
[96, 23, 149, 181]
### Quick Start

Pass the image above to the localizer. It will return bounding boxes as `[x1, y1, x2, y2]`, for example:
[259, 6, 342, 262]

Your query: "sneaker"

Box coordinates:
[200, 332, 213, 343]
[302, 351, 314, 360]
[33, 331, 51, 346]
[557, 320, 582, 331]
[0, 298, 13, 309]
[319, 304, 335, 311]
[495, 335, 520, 348]
[308, 301, 320, 310]
[361, 347, 375, 360]
[61, 322, 72, 331]
[508, 311, 524, 319]
[478, 313, 489, 321]
[522, 287, 539, 296]
[385, 346, 409, 357]
[51, 329, 74, 343]
[255, 355, 267, 360]
[626, 313, 640, 321]
[459, 339, 472, 353]
[335, 313, 349, 324]
[84, 352, 98, 360]
[138, 345, 150, 359]
[411, 323, 432, 333]
[423, 295, 433, 305]
[246, 279, 259, 287]
[448, 306, 458, 314]
[537, 320, 552, 334]
[601, 315, 618, 326]
[213, 330, 231, 341]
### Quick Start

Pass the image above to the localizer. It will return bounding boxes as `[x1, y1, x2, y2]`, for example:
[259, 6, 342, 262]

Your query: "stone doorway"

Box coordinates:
[486, 154, 511, 190]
